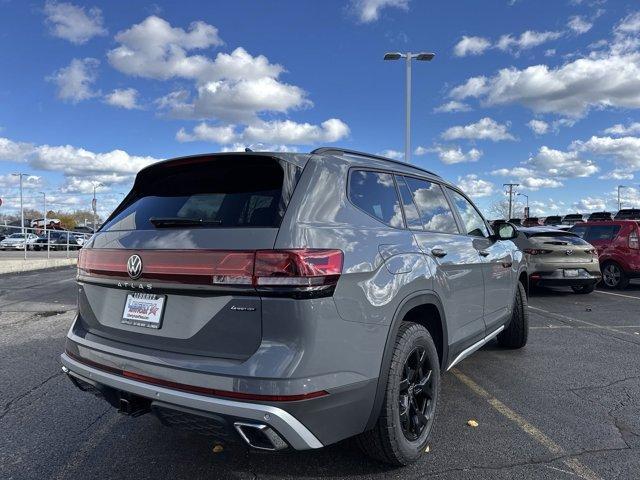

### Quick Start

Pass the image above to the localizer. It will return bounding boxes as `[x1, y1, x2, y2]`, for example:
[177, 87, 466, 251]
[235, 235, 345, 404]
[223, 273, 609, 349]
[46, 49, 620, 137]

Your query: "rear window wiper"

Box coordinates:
[149, 217, 223, 228]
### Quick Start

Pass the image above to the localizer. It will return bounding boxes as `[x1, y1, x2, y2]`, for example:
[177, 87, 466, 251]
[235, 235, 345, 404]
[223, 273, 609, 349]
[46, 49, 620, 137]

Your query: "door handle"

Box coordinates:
[431, 248, 447, 258]
[478, 250, 490, 257]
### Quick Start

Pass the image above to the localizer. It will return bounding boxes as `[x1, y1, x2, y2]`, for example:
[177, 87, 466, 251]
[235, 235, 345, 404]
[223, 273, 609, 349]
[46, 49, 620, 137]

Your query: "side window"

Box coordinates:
[447, 189, 490, 238]
[349, 170, 404, 228]
[404, 177, 459, 234]
[585, 225, 621, 241]
[570, 225, 588, 238]
[395, 175, 423, 230]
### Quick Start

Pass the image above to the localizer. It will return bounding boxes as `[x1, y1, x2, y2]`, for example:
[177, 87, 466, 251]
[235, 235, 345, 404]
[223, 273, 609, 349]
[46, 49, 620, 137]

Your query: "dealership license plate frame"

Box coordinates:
[122, 292, 166, 329]
[563, 269, 580, 278]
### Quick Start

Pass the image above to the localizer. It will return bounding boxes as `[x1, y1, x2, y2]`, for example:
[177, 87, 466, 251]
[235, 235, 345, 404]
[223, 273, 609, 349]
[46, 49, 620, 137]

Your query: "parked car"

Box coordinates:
[522, 217, 541, 227]
[514, 227, 601, 293]
[543, 215, 563, 226]
[31, 237, 50, 251]
[614, 208, 640, 220]
[587, 211, 613, 221]
[50, 232, 81, 250]
[0, 233, 39, 250]
[508, 218, 522, 226]
[60, 149, 529, 466]
[570, 220, 640, 289]
[562, 213, 584, 225]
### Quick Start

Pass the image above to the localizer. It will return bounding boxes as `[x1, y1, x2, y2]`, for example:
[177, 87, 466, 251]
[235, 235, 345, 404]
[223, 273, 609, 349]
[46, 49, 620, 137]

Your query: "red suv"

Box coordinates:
[570, 220, 640, 289]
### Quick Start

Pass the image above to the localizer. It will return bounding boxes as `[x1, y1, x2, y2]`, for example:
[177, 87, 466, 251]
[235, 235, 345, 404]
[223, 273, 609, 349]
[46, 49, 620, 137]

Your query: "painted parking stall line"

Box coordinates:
[529, 305, 639, 338]
[452, 369, 602, 480]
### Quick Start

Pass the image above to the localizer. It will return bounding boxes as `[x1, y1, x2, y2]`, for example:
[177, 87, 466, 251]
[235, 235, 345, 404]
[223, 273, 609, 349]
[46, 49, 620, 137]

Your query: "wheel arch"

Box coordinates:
[364, 291, 448, 431]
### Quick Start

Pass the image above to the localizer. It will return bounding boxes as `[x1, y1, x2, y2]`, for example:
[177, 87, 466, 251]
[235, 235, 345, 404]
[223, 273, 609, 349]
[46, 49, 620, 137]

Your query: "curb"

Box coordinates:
[0, 258, 77, 275]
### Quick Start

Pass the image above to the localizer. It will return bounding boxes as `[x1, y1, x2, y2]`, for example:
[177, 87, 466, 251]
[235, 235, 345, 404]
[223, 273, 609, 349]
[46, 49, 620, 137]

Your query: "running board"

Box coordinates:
[446, 325, 505, 371]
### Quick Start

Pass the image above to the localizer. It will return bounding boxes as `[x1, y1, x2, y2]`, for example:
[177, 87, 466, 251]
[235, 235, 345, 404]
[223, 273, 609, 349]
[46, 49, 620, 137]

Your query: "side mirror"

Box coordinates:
[496, 222, 517, 240]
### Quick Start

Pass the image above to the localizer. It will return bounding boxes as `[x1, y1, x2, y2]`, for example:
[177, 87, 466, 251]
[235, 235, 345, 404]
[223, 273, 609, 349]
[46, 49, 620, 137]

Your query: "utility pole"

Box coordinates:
[92, 182, 103, 233]
[503, 183, 519, 220]
[517, 192, 529, 219]
[40, 192, 47, 237]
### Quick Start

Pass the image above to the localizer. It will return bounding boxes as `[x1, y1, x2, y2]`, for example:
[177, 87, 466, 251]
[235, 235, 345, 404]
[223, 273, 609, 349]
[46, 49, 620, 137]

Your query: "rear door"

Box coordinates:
[77, 155, 301, 360]
[584, 224, 621, 256]
[399, 176, 486, 349]
[445, 188, 513, 334]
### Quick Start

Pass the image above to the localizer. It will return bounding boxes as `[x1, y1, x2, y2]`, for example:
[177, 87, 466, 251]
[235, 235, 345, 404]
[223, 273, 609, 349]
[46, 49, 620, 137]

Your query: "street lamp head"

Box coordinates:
[415, 52, 436, 61]
[383, 52, 403, 61]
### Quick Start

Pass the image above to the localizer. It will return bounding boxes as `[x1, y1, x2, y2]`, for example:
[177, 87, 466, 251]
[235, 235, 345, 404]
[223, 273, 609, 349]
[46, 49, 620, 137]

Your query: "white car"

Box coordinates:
[0, 233, 39, 250]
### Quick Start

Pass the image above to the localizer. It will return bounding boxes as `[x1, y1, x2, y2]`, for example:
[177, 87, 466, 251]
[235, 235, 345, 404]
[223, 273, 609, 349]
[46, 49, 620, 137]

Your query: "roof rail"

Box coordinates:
[310, 147, 440, 177]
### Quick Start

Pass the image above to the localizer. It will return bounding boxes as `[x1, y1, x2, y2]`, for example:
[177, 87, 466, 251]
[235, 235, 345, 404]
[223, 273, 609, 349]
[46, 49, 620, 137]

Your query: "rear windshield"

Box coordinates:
[526, 231, 588, 245]
[102, 157, 300, 231]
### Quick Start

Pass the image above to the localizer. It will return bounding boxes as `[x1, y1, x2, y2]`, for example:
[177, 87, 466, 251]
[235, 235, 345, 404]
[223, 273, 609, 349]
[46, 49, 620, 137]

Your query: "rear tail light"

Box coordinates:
[523, 248, 553, 255]
[629, 230, 639, 249]
[78, 248, 344, 298]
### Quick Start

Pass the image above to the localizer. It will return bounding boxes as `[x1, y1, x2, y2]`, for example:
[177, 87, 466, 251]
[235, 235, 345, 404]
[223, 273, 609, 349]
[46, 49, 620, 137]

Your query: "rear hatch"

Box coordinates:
[76, 154, 303, 360]
[526, 231, 596, 264]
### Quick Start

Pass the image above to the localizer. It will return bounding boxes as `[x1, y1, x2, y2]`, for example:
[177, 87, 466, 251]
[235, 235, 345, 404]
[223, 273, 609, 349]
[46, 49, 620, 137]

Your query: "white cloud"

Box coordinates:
[416, 145, 482, 164]
[442, 117, 514, 142]
[527, 119, 549, 135]
[490, 145, 598, 190]
[434, 100, 471, 113]
[43, 1, 107, 44]
[349, 0, 409, 23]
[599, 169, 634, 180]
[107, 16, 223, 80]
[104, 88, 141, 109]
[453, 36, 491, 57]
[544, 49, 556, 57]
[603, 122, 640, 136]
[615, 11, 640, 35]
[457, 174, 494, 198]
[0, 174, 42, 189]
[450, 52, 640, 117]
[0, 136, 161, 188]
[496, 30, 563, 54]
[220, 143, 297, 153]
[47, 58, 100, 104]
[176, 118, 349, 145]
[572, 135, 640, 170]
[568, 15, 593, 34]
[574, 196, 606, 212]
[378, 149, 404, 160]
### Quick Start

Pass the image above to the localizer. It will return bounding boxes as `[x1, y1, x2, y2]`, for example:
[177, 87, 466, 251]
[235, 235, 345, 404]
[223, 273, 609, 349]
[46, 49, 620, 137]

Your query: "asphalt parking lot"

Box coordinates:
[1, 267, 638, 480]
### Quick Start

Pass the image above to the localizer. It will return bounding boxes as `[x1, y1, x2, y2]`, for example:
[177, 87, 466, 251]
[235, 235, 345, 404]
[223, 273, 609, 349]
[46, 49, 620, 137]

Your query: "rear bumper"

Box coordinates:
[530, 268, 601, 287]
[61, 352, 323, 450]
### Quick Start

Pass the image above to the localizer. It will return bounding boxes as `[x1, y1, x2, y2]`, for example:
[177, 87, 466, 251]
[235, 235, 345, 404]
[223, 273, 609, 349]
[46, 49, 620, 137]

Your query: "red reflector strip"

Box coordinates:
[78, 249, 254, 285]
[65, 350, 328, 402]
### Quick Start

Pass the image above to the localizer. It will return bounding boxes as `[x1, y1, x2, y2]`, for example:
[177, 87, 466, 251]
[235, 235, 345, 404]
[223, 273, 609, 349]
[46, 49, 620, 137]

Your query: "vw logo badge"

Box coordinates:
[127, 254, 143, 279]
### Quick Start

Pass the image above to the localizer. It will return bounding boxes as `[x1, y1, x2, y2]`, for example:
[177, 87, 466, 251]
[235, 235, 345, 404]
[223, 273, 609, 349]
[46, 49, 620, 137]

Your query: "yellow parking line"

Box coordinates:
[452, 369, 602, 480]
[595, 290, 640, 301]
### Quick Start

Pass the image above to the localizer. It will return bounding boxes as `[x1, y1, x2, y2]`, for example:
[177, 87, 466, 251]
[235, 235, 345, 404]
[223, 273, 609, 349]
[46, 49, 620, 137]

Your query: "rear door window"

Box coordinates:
[404, 177, 459, 233]
[570, 225, 588, 238]
[395, 176, 423, 230]
[349, 170, 404, 228]
[447, 189, 490, 237]
[585, 225, 621, 242]
[102, 157, 299, 231]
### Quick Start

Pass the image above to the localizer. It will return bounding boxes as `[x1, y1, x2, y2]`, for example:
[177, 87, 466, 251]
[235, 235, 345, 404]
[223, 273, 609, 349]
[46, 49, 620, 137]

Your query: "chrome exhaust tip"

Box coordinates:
[234, 422, 288, 451]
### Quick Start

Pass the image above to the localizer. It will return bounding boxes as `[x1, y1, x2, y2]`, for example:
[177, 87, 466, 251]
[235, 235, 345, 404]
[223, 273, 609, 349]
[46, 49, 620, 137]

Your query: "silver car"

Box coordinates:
[61, 148, 528, 465]
[514, 227, 601, 293]
[0, 232, 38, 250]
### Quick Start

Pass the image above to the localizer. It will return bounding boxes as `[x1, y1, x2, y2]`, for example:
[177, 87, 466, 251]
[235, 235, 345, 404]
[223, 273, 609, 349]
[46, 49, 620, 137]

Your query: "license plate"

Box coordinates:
[122, 293, 165, 329]
[563, 269, 580, 277]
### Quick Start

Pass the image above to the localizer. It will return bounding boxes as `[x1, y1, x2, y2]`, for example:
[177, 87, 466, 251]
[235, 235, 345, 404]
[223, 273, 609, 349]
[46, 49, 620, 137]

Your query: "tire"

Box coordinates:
[497, 281, 528, 349]
[357, 322, 440, 466]
[572, 284, 595, 294]
[601, 262, 629, 290]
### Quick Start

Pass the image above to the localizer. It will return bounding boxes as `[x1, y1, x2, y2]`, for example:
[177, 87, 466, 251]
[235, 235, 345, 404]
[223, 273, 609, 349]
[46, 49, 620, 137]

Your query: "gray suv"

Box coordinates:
[61, 148, 528, 465]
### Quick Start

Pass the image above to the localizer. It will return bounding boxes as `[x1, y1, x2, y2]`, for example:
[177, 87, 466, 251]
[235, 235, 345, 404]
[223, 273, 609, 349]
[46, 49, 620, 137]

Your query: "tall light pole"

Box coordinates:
[92, 182, 104, 233]
[618, 185, 628, 211]
[384, 51, 436, 163]
[39, 192, 47, 237]
[11, 173, 27, 235]
[517, 192, 529, 219]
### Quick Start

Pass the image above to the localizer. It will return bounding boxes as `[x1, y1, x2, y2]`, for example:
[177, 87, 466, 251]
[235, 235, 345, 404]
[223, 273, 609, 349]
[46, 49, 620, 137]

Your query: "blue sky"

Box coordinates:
[1, 0, 640, 219]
